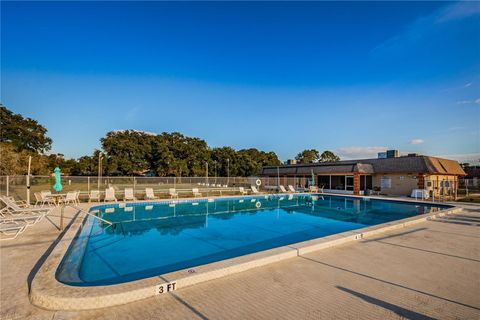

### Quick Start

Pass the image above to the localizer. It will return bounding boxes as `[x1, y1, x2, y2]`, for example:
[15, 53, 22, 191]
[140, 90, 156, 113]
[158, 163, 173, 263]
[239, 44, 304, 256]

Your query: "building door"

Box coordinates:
[346, 176, 354, 191]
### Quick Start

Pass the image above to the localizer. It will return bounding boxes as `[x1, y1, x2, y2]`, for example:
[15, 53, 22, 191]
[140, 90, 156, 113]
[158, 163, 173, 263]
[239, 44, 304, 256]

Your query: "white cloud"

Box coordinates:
[336, 146, 387, 159]
[372, 2, 480, 56]
[409, 139, 424, 145]
[435, 2, 480, 23]
[465, 82, 472, 87]
[456, 99, 480, 105]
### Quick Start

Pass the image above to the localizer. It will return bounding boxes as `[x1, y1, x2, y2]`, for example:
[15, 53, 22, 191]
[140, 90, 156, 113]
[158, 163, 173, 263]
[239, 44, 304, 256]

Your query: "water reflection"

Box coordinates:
[94, 195, 445, 237]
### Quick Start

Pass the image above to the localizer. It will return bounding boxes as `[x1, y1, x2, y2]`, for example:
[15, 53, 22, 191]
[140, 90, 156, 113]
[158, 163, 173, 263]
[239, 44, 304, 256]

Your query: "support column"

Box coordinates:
[417, 173, 425, 189]
[353, 173, 360, 195]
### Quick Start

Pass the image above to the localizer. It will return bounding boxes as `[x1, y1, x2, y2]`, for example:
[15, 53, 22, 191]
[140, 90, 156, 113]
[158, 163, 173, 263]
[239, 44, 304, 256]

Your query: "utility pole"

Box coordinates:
[98, 152, 103, 189]
[206, 161, 209, 185]
[227, 158, 230, 186]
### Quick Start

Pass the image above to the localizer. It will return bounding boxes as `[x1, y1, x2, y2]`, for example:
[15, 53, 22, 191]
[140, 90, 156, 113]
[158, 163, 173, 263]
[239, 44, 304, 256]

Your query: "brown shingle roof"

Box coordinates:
[261, 156, 466, 176]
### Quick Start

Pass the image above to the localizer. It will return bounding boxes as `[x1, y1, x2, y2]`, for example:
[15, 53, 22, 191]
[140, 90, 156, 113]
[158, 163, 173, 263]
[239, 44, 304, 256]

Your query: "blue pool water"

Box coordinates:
[56, 194, 449, 286]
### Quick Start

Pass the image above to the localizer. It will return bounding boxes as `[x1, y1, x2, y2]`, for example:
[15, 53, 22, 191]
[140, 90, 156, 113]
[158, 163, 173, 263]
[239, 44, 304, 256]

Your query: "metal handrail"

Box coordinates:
[60, 204, 113, 231]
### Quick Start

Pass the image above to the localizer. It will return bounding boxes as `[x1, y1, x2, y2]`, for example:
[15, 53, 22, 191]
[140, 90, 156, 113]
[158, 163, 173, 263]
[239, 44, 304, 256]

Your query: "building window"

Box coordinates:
[381, 176, 391, 189]
[318, 175, 330, 189]
[331, 175, 345, 190]
[360, 175, 373, 191]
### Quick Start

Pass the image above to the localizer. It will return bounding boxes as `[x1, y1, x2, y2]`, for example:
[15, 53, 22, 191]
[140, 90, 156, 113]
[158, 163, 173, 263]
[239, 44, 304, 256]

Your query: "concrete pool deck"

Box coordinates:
[1, 201, 479, 319]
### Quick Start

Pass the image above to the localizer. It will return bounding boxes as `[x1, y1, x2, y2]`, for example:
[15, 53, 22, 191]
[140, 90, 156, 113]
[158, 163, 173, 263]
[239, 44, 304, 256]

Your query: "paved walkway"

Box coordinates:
[1, 203, 479, 320]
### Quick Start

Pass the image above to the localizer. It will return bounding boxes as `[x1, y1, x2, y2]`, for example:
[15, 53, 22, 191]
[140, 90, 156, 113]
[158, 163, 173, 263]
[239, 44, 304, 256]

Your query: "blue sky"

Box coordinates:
[1, 1, 479, 163]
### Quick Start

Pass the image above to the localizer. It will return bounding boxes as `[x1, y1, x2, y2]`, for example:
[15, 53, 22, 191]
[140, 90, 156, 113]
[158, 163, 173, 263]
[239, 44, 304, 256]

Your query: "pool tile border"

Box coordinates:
[29, 194, 462, 311]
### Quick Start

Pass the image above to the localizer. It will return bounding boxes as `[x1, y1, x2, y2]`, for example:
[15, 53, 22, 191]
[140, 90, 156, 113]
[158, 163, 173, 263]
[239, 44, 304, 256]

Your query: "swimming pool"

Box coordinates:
[56, 194, 449, 286]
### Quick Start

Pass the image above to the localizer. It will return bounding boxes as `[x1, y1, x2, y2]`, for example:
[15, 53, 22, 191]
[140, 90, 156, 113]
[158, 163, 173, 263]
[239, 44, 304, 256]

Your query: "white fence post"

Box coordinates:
[6, 175, 9, 197]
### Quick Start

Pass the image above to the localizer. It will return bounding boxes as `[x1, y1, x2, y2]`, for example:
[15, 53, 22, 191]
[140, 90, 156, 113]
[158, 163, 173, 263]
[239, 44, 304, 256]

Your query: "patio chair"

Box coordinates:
[104, 187, 117, 202]
[169, 188, 179, 199]
[60, 191, 79, 205]
[34, 192, 55, 207]
[279, 185, 288, 193]
[250, 186, 260, 194]
[239, 187, 248, 195]
[89, 190, 100, 203]
[288, 185, 298, 193]
[145, 188, 158, 200]
[192, 188, 202, 197]
[124, 188, 136, 201]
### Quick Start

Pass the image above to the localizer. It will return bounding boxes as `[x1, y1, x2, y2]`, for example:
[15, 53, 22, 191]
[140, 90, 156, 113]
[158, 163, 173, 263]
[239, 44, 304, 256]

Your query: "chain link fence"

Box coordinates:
[0, 175, 305, 203]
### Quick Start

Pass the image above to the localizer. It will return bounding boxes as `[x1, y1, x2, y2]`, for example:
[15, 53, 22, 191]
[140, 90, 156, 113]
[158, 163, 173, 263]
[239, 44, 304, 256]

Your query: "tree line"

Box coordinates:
[0, 105, 340, 176]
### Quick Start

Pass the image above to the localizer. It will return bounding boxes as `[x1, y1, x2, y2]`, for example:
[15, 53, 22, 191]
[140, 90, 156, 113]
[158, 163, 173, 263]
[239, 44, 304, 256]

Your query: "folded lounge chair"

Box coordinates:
[239, 187, 248, 195]
[279, 185, 288, 193]
[169, 188, 179, 199]
[145, 188, 158, 200]
[250, 186, 260, 194]
[288, 185, 298, 193]
[104, 187, 117, 202]
[192, 188, 202, 197]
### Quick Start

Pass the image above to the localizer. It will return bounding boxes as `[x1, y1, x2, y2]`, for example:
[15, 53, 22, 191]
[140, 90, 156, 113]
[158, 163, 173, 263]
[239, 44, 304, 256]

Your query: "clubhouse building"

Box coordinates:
[260, 151, 466, 198]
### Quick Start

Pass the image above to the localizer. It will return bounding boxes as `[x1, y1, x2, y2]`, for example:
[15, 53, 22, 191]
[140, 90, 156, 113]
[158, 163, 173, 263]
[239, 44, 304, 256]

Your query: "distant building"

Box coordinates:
[261, 154, 466, 197]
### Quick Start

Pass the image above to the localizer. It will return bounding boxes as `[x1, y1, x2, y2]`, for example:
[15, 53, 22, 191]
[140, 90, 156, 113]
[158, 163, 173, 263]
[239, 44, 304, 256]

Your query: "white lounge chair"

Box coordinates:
[104, 187, 117, 202]
[89, 190, 100, 202]
[2, 212, 44, 226]
[169, 188, 179, 199]
[0, 220, 27, 241]
[124, 188, 136, 201]
[288, 185, 298, 193]
[250, 186, 260, 194]
[145, 188, 158, 200]
[5, 196, 28, 208]
[192, 188, 202, 197]
[0, 196, 51, 218]
[279, 185, 287, 193]
[239, 187, 248, 195]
